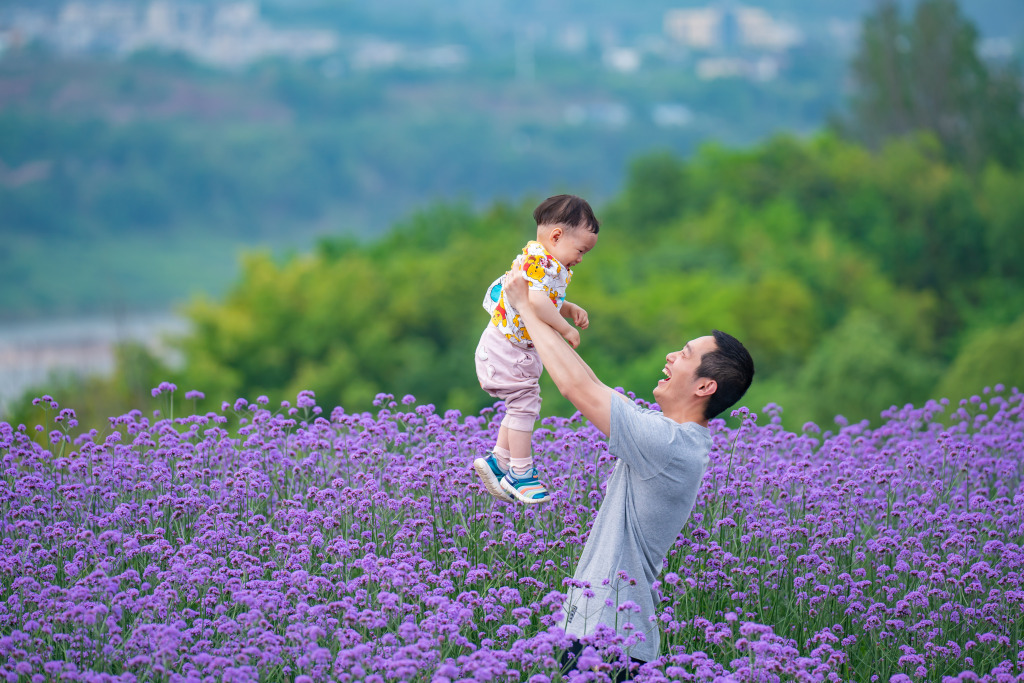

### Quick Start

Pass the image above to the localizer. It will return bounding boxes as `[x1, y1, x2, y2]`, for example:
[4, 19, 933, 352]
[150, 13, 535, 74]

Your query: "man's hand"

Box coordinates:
[507, 261, 579, 349]
[562, 327, 580, 349]
[503, 261, 529, 311]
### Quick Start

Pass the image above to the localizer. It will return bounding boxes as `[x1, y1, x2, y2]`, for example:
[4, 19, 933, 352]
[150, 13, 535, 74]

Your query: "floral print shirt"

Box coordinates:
[482, 240, 571, 349]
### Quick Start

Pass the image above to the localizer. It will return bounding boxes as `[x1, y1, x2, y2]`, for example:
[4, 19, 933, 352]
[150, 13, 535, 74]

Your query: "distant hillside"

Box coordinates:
[0, 39, 844, 318]
[1, 0, 1019, 319]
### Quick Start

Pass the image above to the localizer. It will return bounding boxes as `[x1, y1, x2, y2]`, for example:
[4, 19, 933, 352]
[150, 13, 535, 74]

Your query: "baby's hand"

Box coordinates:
[562, 327, 580, 349]
[570, 305, 589, 329]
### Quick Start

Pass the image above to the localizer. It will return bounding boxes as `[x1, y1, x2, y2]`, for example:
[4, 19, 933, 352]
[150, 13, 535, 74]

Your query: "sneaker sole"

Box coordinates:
[473, 458, 514, 503]
[500, 478, 551, 505]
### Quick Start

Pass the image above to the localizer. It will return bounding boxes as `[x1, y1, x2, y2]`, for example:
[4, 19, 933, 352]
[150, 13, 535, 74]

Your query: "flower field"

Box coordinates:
[1, 384, 1023, 682]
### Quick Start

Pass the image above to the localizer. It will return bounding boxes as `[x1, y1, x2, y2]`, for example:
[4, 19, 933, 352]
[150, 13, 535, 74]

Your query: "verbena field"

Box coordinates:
[1, 384, 1022, 682]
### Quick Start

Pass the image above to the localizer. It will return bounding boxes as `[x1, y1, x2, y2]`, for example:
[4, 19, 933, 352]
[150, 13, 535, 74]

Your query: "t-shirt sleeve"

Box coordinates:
[482, 275, 503, 314]
[515, 252, 551, 292]
[609, 396, 708, 479]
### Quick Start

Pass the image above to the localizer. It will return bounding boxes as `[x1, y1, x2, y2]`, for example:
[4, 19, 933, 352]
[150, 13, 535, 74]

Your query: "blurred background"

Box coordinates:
[1, 0, 1023, 430]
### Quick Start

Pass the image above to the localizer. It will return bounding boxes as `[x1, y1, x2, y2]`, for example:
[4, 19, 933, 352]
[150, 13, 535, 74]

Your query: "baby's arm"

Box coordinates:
[528, 290, 580, 348]
[560, 301, 589, 330]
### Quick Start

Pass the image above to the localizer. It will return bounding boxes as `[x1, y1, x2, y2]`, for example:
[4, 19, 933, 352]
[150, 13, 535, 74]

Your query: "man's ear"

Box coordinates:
[695, 378, 717, 398]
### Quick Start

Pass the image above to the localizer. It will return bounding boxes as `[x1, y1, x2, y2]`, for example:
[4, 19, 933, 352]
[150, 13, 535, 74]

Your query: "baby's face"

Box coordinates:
[544, 224, 598, 269]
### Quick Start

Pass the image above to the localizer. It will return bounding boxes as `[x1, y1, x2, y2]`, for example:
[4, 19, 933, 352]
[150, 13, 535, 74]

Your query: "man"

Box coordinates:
[501, 260, 754, 680]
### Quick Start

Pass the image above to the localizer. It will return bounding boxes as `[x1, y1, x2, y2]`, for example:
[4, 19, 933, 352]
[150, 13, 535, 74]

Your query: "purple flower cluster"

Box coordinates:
[1, 387, 1022, 682]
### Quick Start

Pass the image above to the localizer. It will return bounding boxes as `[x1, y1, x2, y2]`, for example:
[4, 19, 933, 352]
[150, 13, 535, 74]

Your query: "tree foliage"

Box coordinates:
[148, 131, 1024, 429]
[937, 313, 1024, 403]
[12, 125, 1024, 430]
[844, 0, 1024, 171]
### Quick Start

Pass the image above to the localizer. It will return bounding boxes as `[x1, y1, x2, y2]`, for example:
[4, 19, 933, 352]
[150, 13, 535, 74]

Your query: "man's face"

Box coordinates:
[653, 335, 717, 402]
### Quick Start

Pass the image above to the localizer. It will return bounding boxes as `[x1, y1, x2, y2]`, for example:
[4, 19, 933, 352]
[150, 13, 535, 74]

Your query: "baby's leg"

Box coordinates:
[500, 411, 548, 503]
[499, 387, 548, 504]
[507, 427, 533, 476]
[492, 426, 511, 471]
[501, 383, 541, 477]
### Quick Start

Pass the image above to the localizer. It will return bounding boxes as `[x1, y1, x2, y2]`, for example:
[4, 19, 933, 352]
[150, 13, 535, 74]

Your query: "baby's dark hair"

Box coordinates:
[533, 195, 599, 234]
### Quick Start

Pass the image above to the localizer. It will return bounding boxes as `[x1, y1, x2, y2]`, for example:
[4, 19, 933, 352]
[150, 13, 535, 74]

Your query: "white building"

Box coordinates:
[8, 0, 340, 68]
[664, 4, 801, 52]
[664, 7, 719, 50]
[651, 103, 693, 127]
[603, 47, 641, 74]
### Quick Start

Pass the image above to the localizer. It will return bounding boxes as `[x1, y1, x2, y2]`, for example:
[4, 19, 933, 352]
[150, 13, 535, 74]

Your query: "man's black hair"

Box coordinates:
[697, 330, 755, 420]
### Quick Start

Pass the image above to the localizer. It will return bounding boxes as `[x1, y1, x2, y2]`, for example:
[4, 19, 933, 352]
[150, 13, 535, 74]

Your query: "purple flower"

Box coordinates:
[150, 381, 177, 397]
[0, 388, 1019, 681]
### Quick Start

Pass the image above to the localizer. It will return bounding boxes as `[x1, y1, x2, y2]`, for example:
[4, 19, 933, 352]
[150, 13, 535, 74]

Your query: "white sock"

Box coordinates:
[509, 456, 533, 477]
[492, 447, 511, 471]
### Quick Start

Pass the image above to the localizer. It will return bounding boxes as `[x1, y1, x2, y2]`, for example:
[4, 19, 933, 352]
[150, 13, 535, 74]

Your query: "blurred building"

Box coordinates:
[2, 1, 339, 68]
[663, 2, 799, 81]
[651, 103, 694, 127]
[664, 3, 802, 52]
[0, 313, 187, 420]
[603, 47, 641, 73]
[695, 54, 780, 81]
[563, 102, 630, 128]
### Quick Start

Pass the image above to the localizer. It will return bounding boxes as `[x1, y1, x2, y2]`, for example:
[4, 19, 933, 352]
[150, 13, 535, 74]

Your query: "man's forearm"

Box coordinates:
[528, 290, 573, 335]
[518, 299, 614, 434]
[520, 305, 589, 388]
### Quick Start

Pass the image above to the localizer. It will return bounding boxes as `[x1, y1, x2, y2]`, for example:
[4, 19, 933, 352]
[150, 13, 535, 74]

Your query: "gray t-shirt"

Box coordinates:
[558, 395, 711, 662]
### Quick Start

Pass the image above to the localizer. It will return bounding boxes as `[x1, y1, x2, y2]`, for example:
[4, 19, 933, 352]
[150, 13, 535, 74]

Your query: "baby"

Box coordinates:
[473, 195, 599, 504]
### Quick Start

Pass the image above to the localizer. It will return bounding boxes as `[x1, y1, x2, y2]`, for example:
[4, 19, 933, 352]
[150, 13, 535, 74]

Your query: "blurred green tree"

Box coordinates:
[602, 152, 689, 235]
[936, 313, 1024, 402]
[14, 130, 1024, 430]
[845, 0, 1024, 171]
[794, 309, 941, 427]
[176, 202, 526, 413]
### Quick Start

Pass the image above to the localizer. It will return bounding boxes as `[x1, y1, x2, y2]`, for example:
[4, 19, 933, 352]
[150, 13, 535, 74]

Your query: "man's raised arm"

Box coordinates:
[504, 261, 620, 436]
